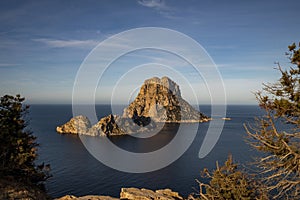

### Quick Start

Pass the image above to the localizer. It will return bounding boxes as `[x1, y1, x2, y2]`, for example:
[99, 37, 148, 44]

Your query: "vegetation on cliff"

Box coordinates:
[0, 94, 51, 199]
[193, 43, 300, 199]
[245, 42, 300, 199]
[193, 155, 268, 199]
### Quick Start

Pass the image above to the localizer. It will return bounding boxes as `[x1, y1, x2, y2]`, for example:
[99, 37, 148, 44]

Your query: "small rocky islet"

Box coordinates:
[56, 76, 209, 136]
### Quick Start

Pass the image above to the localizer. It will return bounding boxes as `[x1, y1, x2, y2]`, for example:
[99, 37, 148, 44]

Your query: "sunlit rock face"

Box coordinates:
[56, 187, 183, 200]
[123, 76, 208, 122]
[56, 115, 91, 134]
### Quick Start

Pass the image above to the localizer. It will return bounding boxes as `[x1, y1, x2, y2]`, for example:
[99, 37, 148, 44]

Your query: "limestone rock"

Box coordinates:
[56, 115, 91, 134]
[155, 189, 183, 200]
[56, 195, 119, 200]
[123, 76, 208, 122]
[115, 116, 157, 134]
[120, 188, 183, 200]
[57, 114, 157, 136]
[56, 76, 208, 136]
[56, 188, 183, 200]
[91, 114, 124, 136]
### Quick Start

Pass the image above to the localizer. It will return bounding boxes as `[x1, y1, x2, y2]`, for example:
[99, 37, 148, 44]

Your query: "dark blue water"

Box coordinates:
[28, 105, 263, 198]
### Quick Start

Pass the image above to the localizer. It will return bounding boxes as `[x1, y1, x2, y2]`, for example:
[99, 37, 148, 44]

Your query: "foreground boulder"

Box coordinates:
[56, 187, 183, 200]
[56, 194, 118, 200]
[120, 188, 183, 200]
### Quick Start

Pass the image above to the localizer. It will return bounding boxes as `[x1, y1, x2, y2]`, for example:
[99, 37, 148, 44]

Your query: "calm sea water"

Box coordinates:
[28, 105, 263, 198]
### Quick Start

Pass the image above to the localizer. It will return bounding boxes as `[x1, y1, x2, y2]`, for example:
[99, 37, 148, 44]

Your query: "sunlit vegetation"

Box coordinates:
[192, 43, 300, 200]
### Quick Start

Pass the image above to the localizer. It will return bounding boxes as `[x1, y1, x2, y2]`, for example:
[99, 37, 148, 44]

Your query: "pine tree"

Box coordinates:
[191, 155, 267, 200]
[245, 43, 300, 199]
[0, 94, 50, 185]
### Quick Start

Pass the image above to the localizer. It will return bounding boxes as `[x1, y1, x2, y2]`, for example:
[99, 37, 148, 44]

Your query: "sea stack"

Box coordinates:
[123, 76, 208, 122]
[56, 76, 208, 136]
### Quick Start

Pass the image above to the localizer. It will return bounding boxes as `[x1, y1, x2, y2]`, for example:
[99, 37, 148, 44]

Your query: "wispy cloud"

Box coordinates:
[33, 38, 99, 49]
[138, 0, 167, 10]
[0, 63, 21, 67]
[137, 0, 180, 19]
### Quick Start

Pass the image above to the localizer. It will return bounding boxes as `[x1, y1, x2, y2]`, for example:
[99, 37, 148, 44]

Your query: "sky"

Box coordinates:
[0, 0, 299, 104]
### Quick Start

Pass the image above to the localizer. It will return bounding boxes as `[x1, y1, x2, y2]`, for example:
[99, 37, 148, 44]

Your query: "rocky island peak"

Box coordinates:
[56, 76, 208, 136]
[123, 76, 207, 122]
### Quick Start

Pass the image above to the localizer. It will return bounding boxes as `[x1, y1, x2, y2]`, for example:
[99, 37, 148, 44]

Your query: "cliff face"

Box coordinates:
[56, 76, 208, 136]
[89, 114, 124, 136]
[123, 76, 207, 122]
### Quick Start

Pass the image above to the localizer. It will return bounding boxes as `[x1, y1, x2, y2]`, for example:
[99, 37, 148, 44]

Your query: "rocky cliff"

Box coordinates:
[56, 76, 208, 136]
[123, 76, 208, 122]
[89, 114, 124, 136]
[57, 114, 157, 136]
[56, 115, 91, 134]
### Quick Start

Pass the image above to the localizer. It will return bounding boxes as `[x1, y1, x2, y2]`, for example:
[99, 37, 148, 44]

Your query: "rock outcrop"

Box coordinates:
[56, 76, 208, 136]
[56, 194, 118, 200]
[89, 114, 124, 136]
[114, 115, 157, 135]
[123, 76, 208, 122]
[56, 115, 125, 136]
[120, 188, 183, 200]
[56, 187, 184, 200]
[57, 114, 157, 136]
[56, 115, 91, 134]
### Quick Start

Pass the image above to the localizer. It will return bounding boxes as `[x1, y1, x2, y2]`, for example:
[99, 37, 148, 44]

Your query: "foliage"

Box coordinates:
[191, 43, 300, 200]
[0, 94, 50, 186]
[190, 155, 267, 200]
[245, 43, 300, 199]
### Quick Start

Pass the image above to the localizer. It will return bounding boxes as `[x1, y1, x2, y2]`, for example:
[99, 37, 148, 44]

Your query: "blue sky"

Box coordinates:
[0, 0, 299, 104]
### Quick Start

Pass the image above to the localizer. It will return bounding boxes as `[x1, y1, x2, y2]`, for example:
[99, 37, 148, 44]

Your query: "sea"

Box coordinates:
[28, 105, 263, 198]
